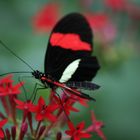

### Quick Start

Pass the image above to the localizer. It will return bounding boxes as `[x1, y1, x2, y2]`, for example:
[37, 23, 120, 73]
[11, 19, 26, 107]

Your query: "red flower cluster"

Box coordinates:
[86, 13, 117, 43]
[0, 74, 23, 96]
[66, 121, 91, 140]
[86, 111, 106, 140]
[32, 3, 60, 32]
[0, 75, 106, 140]
[31, 96, 58, 122]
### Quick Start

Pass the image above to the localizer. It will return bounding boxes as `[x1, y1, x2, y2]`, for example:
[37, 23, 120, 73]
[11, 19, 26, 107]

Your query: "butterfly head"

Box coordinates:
[32, 70, 45, 80]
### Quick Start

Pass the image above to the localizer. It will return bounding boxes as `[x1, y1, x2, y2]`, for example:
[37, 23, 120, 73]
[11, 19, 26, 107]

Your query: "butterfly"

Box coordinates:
[0, 13, 100, 101]
[32, 13, 100, 100]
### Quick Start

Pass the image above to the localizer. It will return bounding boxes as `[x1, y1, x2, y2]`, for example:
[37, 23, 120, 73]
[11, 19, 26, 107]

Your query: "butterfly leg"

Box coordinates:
[18, 75, 33, 100]
[30, 83, 46, 102]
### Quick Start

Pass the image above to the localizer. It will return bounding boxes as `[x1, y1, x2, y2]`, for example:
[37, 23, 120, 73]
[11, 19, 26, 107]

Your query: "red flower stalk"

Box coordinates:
[9, 95, 17, 125]
[36, 125, 46, 140]
[14, 99, 34, 134]
[0, 97, 10, 116]
[5, 128, 10, 140]
[18, 122, 28, 140]
[11, 126, 16, 140]
[56, 132, 62, 140]
[86, 111, 106, 140]
[32, 3, 60, 32]
[65, 121, 91, 140]
[31, 96, 58, 122]
[0, 119, 7, 138]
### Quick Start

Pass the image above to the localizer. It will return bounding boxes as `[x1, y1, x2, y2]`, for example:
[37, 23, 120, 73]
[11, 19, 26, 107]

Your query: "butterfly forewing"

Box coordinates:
[44, 13, 100, 82]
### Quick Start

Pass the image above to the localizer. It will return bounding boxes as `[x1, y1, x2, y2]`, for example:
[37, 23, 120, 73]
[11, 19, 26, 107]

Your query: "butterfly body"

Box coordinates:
[32, 70, 97, 100]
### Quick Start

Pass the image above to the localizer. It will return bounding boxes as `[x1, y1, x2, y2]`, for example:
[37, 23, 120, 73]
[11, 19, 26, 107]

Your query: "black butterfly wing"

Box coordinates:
[44, 13, 100, 82]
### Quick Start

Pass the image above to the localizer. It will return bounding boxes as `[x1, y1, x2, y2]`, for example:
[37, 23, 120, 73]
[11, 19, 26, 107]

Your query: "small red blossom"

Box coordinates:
[70, 94, 89, 107]
[0, 75, 23, 96]
[33, 3, 60, 32]
[86, 111, 106, 140]
[62, 89, 89, 107]
[0, 75, 13, 83]
[31, 97, 58, 122]
[53, 94, 79, 116]
[65, 121, 91, 140]
[15, 99, 34, 112]
[0, 119, 7, 138]
[15, 99, 34, 123]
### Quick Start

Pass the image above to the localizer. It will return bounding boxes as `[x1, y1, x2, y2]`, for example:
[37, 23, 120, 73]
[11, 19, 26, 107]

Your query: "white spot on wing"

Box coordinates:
[59, 59, 81, 83]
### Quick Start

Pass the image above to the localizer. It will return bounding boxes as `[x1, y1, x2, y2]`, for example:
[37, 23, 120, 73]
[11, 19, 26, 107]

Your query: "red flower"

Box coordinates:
[0, 75, 23, 96]
[53, 94, 79, 116]
[86, 111, 106, 140]
[15, 99, 34, 112]
[15, 99, 34, 122]
[104, 0, 127, 11]
[65, 121, 91, 140]
[86, 13, 109, 30]
[32, 3, 60, 32]
[86, 13, 117, 42]
[31, 97, 58, 122]
[62, 89, 89, 107]
[70, 94, 89, 107]
[0, 119, 7, 138]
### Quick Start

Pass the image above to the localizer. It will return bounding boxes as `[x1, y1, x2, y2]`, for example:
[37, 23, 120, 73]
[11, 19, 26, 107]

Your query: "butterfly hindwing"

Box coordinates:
[45, 13, 99, 82]
[68, 56, 100, 82]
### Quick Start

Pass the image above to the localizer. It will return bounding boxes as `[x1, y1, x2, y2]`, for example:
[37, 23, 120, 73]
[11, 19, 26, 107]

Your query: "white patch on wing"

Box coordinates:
[59, 59, 81, 83]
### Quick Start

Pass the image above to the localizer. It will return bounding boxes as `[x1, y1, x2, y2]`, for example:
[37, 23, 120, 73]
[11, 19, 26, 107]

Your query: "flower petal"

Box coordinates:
[0, 119, 7, 127]
[67, 121, 75, 131]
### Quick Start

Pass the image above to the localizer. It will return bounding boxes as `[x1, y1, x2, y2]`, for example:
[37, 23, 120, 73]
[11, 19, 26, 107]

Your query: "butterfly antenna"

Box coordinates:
[0, 40, 35, 71]
[0, 71, 32, 77]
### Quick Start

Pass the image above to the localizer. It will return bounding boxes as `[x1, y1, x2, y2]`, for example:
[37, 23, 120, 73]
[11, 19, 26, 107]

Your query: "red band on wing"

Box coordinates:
[50, 33, 91, 51]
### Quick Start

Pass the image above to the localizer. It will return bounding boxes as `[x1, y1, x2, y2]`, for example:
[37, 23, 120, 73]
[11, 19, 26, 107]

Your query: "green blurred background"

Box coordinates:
[0, 0, 140, 139]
